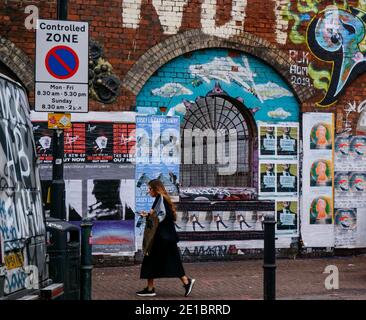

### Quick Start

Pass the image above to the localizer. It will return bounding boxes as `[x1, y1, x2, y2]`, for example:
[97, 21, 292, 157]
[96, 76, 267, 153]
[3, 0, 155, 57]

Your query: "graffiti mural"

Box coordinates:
[282, 1, 366, 106]
[307, 6, 366, 106]
[136, 49, 299, 123]
[0, 75, 46, 295]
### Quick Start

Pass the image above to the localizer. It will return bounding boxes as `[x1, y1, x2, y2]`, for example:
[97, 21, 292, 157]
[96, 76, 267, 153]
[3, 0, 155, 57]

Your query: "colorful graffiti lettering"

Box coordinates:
[307, 6, 366, 106]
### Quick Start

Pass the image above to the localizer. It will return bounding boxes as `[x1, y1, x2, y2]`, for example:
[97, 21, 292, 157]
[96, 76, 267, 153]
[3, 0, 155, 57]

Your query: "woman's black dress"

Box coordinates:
[140, 197, 185, 279]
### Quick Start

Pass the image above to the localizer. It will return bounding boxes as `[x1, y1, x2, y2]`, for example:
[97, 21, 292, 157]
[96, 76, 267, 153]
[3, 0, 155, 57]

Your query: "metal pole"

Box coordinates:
[263, 212, 276, 300]
[50, 0, 68, 220]
[80, 218, 93, 300]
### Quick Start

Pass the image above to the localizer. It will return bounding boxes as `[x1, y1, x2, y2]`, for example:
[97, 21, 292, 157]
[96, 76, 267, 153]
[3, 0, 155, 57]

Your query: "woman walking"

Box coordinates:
[137, 179, 195, 297]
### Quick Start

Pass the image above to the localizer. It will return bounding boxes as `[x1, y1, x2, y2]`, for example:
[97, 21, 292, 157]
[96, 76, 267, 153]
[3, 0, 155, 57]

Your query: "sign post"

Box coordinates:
[35, 0, 89, 220]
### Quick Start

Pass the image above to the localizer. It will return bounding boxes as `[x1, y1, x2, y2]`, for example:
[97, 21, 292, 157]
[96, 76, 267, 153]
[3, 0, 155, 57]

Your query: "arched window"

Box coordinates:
[181, 95, 257, 187]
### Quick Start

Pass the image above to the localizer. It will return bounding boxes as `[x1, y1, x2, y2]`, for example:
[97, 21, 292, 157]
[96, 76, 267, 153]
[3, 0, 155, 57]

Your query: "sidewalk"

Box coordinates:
[92, 255, 366, 300]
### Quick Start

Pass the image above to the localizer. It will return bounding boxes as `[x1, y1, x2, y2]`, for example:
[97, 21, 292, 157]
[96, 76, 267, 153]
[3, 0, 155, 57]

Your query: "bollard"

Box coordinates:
[80, 218, 93, 300]
[263, 212, 276, 300]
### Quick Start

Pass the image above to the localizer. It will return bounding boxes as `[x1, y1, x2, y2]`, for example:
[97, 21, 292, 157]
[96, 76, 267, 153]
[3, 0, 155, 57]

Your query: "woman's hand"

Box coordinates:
[139, 211, 149, 217]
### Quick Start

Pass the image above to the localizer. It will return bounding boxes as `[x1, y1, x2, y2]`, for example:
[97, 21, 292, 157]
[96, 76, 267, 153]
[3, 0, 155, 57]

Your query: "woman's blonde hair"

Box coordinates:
[148, 179, 177, 221]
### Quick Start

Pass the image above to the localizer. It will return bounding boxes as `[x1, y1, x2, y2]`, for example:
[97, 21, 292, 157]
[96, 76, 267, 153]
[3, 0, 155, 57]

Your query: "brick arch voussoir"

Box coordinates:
[121, 30, 316, 104]
[0, 36, 34, 92]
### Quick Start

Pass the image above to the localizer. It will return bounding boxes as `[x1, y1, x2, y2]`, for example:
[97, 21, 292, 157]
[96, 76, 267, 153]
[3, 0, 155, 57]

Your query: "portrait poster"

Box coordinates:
[301, 113, 334, 248]
[334, 208, 357, 248]
[259, 126, 276, 157]
[309, 121, 333, 150]
[335, 135, 350, 169]
[349, 172, 366, 195]
[334, 172, 350, 197]
[350, 136, 366, 170]
[310, 159, 333, 187]
[276, 162, 298, 195]
[259, 162, 276, 195]
[277, 126, 298, 157]
[276, 200, 298, 236]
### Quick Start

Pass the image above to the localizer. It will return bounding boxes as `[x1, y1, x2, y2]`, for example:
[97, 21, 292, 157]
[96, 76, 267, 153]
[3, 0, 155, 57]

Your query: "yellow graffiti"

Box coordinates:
[297, 0, 320, 14]
[282, 3, 305, 44]
[308, 62, 331, 92]
[360, 0, 366, 11]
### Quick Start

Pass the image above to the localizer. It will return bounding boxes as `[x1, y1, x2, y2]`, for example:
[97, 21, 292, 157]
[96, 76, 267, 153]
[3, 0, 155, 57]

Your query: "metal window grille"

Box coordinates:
[181, 96, 254, 187]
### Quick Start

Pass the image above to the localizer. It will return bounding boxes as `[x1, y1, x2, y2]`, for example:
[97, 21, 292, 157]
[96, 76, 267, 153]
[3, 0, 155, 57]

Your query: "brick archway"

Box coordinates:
[0, 36, 34, 92]
[122, 30, 316, 104]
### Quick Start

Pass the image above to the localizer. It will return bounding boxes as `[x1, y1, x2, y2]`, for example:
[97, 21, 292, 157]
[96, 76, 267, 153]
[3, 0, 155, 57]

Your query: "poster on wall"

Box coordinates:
[276, 199, 298, 236]
[302, 113, 334, 248]
[334, 208, 357, 248]
[258, 124, 298, 159]
[31, 111, 137, 255]
[135, 115, 180, 243]
[334, 132, 366, 248]
[258, 122, 299, 238]
[258, 161, 298, 196]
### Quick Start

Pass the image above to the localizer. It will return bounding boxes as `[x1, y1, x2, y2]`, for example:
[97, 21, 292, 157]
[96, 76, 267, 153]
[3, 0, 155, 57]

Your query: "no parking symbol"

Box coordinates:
[45, 45, 79, 80]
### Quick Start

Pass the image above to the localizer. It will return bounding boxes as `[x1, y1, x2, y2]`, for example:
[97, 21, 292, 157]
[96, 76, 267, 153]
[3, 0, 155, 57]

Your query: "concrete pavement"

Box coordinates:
[92, 255, 366, 300]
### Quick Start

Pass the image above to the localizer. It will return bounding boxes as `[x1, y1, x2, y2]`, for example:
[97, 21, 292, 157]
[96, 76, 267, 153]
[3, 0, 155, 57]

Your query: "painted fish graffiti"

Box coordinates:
[189, 56, 263, 102]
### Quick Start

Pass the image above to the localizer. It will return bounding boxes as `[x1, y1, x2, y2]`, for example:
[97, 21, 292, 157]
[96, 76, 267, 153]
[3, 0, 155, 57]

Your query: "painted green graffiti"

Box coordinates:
[308, 63, 331, 92]
[284, 0, 350, 45]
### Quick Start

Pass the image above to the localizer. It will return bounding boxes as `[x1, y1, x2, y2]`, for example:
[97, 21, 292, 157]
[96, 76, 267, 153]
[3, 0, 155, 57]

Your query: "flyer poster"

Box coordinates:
[277, 126, 298, 157]
[349, 172, 366, 194]
[335, 172, 350, 196]
[335, 135, 350, 163]
[135, 115, 180, 236]
[350, 136, 366, 162]
[276, 163, 298, 195]
[309, 196, 333, 225]
[310, 159, 333, 187]
[259, 162, 276, 194]
[64, 123, 86, 163]
[86, 122, 114, 163]
[310, 122, 333, 150]
[302, 113, 334, 247]
[113, 123, 136, 163]
[259, 126, 276, 157]
[334, 208, 357, 248]
[276, 200, 298, 235]
[33, 122, 53, 164]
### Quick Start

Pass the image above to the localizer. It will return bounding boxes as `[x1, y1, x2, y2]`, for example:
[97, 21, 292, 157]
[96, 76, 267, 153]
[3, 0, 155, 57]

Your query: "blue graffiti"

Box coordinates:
[5, 269, 27, 294]
[136, 49, 299, 123]
[0, 200, 18, 242]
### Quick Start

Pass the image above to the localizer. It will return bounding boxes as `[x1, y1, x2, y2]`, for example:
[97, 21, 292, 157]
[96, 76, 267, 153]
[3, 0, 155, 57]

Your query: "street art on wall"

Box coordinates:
[0, 76, 47, 295]
[307, 6, 366, 106]
[136, 49, 299, 123]
[281, 1, 366, 106]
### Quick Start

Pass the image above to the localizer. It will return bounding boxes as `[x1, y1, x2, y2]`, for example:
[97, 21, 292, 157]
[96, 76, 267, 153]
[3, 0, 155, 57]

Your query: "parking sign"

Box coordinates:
[35, 19, 89, 113]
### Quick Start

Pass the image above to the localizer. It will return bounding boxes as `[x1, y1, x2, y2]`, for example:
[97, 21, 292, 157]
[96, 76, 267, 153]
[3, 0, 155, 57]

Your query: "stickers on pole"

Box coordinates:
[35, 19, 89, 113]
[48, 113, 72, 129]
